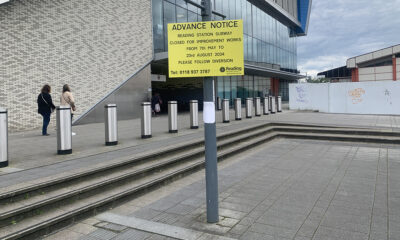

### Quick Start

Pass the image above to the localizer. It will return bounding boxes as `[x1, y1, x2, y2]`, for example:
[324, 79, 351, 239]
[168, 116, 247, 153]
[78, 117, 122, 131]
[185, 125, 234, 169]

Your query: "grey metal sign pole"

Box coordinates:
[201, 0, 219, 223]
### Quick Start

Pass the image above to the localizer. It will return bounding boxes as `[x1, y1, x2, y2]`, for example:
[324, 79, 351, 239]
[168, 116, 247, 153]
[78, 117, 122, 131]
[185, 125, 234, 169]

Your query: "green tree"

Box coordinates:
[306, 76, 329, 83]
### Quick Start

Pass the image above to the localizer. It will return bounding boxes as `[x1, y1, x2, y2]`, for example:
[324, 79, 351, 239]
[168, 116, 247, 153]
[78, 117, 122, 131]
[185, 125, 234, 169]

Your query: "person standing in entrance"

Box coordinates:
[60, 84, 76, 135]
[151, 93, 162, 116]
[37, 84, 56, 136]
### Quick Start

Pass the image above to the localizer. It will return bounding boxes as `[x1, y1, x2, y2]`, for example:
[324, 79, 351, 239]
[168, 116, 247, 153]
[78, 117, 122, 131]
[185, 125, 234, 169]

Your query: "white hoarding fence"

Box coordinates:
[289, 81, 400, 115]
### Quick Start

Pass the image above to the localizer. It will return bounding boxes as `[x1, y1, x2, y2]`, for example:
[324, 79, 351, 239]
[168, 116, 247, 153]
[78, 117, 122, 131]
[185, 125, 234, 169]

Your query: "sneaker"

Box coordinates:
[43, 133, 50, 136]
[72, 132, 76, 136]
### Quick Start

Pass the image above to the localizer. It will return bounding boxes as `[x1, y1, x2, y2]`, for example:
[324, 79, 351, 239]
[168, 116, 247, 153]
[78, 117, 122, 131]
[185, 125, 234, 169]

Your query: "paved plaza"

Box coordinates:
[44, 138, 400, 240]
[1, 110, 400, 240]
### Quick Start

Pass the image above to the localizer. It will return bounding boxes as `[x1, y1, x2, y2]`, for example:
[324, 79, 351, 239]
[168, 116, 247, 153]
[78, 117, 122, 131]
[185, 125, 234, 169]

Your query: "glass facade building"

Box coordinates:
[151, 0, 310, 103]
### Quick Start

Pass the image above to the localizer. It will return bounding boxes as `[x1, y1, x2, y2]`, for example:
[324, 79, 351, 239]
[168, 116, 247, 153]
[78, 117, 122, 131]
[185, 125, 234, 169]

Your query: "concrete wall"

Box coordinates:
[289, 81, 400, 115]
[75, 65, 151, 125]
[0, 0, 153, 131]
[347, 44, 400, 67]
[358, 66, 393, 82]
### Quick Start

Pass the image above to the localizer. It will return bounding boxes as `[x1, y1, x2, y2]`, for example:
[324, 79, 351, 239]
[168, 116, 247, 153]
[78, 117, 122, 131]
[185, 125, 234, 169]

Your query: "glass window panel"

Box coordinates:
[176, 0, 187, 8]
[265, 13, 268, 42]
[217, 77, 224, 99]
[257, 40, 262, 63]
[261, 12, 265, 42]
[257, 8, 261, 40]
[262, 42, 267, 63]
[237, 75, 244, 100]
[235, 0, 241, 19]
[188, 11, 198, 22]
[254, 77, 259, 97]
[252, 38, 257, 62]
[224, 77, 231, 100]
[229, 0, 235, 19]
[268, 15, 275, 44]
[242, 0, 247, 34]
[272, 19, 276, 45]
[188, 1, 197, 12]
[223, 0, 229, 17]
[215, 0, 222, 12]
[163, 1, 176, 51]
[252, 5, 257, 38]
[176, 6, 187, 23]
[244, 34, 248, 61]
[248, 35, 253, 61]
[231, 76, 237, 100]
[244, 78, 249, 98]
[213, 14, 223, 21]
[246, 2, 252, 36]
[152, 0, 164, 52]
[248, 75, 254, 97]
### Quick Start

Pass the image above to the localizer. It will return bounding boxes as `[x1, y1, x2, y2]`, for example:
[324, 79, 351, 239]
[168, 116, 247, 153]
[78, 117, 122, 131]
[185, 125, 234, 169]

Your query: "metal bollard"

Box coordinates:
[168, 101, 178, 133]
[263, 97, 269, 115]
[222, 99, 230, 123]
[0, 109, 8, 167]
[141, 102, 152, 138]
[245, 98, 253, 118]
[268, 96, 272, 111]
[271, 97, 276, 114]
[234, 98, 242, 120]
[104, 104, 118, 146]
[57, 106, 72, 155]
[277, 96, 282, 112]
[217, 97, 222, 110]
[189, 100, 199, 129]
[254, 97, 261, 117]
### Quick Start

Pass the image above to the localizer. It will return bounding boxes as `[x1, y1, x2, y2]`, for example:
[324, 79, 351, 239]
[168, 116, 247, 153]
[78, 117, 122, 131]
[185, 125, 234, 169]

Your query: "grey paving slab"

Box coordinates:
[248, 222, 298, 239]
[95, 212, 235, 240]
[312, 226, 369, 240]
[113, 229, 152, 240]
[80, 228, 118, 240]
[228, 224, 249, 236]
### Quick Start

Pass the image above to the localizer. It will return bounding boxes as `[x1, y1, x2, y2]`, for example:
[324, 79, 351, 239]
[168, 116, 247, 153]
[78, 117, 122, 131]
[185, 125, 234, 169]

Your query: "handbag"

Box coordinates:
[155, 103, 161, 113]
[41, 94, 54, 113]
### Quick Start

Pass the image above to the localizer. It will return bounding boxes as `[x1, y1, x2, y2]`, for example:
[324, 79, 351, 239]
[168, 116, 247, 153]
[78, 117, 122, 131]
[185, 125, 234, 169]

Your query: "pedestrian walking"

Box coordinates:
[151, 93, 162, 116]
[37, 84, 56, 136]
[60, 84, 76, 135]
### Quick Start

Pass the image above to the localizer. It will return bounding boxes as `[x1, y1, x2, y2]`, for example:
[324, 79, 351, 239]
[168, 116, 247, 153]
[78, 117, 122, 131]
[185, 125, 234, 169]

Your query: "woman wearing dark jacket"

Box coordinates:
[37, 84, 56, 136]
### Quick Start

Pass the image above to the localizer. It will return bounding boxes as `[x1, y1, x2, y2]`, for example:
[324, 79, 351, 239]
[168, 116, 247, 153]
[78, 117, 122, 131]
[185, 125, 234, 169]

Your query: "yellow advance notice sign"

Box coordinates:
[168, 20, 244, 78]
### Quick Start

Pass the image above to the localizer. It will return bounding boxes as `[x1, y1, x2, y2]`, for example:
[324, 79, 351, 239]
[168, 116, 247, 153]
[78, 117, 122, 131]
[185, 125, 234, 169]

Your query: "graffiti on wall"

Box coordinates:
[384, 89, 392, 105]
[348, 88, 365, 104]
[295, 86, 307, 103]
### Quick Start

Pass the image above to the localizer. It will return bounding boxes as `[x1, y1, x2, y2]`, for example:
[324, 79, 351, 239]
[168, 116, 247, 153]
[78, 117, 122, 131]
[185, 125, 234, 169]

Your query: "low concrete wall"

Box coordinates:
[289, 81, 400, 115]
[359, 66, 393, 82]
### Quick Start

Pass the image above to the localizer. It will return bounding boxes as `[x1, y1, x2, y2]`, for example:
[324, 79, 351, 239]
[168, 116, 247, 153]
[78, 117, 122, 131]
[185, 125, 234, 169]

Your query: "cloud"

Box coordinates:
[297, 0, 400, 76]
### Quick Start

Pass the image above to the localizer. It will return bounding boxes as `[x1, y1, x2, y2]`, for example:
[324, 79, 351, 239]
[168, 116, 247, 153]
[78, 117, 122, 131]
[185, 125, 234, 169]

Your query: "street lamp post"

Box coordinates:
[201, 0, 219, 223]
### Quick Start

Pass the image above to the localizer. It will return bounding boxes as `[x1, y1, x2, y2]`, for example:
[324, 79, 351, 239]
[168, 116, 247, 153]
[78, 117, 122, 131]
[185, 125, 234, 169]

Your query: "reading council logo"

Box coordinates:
[219, 67, 226, 72]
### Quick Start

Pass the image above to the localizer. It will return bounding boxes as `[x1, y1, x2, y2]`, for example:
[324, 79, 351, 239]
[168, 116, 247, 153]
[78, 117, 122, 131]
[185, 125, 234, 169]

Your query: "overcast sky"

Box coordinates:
[297, 0, 400, 77]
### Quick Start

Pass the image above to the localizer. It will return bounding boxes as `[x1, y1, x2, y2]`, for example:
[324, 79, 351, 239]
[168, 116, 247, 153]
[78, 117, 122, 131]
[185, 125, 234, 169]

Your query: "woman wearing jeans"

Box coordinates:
[37, 84, 56, 136]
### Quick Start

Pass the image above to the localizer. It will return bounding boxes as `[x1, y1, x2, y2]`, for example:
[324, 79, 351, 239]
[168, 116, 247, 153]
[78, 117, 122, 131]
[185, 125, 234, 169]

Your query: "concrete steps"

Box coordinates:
[0, 122, 399, 239]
